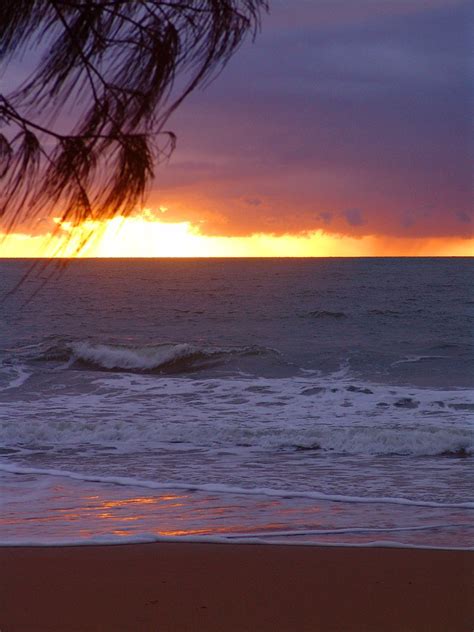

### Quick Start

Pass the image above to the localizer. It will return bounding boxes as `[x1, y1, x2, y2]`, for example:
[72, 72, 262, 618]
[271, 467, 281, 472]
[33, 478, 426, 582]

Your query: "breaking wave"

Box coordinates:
[0, 361, 32, 391]
[1, 370, 473, 456]
[288, 426, 473, 457]
[31, 340, 281, 374]
[72, 341, 208, 371]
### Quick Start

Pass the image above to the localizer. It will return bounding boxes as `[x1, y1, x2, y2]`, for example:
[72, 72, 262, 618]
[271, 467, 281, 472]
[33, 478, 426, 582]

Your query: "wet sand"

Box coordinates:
[1, 543, 472, 631]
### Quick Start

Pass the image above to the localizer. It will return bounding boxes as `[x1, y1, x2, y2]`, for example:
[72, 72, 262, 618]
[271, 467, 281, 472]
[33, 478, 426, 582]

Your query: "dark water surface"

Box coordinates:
[0, 258, 472, 547]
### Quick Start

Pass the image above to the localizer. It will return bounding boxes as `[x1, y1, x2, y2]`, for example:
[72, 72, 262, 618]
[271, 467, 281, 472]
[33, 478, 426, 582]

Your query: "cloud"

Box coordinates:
[5, 0, 471, 243]
[343, 209, 366, 227]
[146, 0, 470, 240]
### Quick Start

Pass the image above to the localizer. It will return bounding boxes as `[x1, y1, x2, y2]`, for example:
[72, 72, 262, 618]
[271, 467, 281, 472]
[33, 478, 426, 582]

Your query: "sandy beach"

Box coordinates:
[1, 543, 472, 631]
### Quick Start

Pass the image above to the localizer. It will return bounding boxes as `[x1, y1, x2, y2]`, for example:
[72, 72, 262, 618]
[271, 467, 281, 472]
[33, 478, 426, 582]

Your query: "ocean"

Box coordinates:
[0, 258, 472, 548]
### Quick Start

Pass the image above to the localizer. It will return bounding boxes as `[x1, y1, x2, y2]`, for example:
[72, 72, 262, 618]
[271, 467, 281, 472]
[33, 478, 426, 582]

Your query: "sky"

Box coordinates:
[0, 0, 472, 256]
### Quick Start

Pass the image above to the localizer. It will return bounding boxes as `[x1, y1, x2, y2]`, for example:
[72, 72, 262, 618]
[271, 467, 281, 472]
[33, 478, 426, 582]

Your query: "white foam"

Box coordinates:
[0, 533, 471, 551]
[1, 374, 472, 456]
[215, 524, 472, 538]
[391, 355, 448, 367]
[71, 341, 197, 370]
[0, 362, 32, 391]
[1, 463, 472, 509]
[67, 341, 278, 371]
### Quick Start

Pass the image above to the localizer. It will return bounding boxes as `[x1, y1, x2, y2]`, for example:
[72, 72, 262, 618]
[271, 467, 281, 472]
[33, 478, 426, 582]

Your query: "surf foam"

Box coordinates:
[1, 463, 472, 509]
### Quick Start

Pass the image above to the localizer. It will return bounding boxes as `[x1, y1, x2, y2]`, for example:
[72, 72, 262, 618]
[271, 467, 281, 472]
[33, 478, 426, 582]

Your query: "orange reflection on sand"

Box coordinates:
[56, 512, 84, 520]
[77, 492, 286, 538]
[94, 494, 187, 510]
[100, 497, 158, 508]
[156, 521, 289, 537]
[157, 528, 212, 536]
[89, 493, 188, 524]
[79, 528, 98, 538]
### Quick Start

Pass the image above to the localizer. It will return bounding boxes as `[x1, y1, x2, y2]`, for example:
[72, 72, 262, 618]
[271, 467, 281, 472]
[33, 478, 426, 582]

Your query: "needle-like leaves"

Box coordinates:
[0, 0, 267, 251]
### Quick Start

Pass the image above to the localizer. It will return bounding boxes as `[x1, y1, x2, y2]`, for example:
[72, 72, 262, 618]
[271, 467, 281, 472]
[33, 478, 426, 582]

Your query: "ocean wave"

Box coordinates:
[1, 463, 473, 509]
[1, 411, 472, 458]
[1, 371, 473, 456]
[287, 426, 473, 457]
[71, 341, 204, 371]
[0, 362, 32, 391]
[30, 340, 280, 373]
[391, 355, 448, 367]
[1, 533, 471, 550]
[1, 529, 472, 549]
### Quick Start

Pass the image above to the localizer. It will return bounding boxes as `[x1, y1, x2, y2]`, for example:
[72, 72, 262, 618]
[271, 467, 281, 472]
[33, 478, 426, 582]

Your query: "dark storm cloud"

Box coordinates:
[151, 0, 472, 238]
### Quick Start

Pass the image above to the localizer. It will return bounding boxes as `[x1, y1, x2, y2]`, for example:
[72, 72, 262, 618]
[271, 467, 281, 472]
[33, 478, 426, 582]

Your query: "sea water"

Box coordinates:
[0, 258, 472, 548]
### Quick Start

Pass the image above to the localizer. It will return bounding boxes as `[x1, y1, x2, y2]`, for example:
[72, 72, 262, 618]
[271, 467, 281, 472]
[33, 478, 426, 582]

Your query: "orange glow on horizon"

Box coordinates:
[0, 211, 472, 257]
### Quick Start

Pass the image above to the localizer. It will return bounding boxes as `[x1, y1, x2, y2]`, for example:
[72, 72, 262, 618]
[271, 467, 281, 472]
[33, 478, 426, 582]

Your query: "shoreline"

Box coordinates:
[1, 542, 472, 631]
[1, 538, 473, 550]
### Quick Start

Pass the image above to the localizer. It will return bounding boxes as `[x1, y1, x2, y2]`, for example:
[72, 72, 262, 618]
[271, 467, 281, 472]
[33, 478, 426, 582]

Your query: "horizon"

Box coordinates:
[1, 254, 473, 260]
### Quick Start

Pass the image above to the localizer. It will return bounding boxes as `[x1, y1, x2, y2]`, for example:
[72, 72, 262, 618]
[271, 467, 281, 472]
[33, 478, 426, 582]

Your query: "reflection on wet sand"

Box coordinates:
[1, 473, 473, 547]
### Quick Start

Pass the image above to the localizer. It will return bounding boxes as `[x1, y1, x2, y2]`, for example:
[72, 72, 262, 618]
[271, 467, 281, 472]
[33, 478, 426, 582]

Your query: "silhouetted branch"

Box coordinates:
[0, 0, 267, 252]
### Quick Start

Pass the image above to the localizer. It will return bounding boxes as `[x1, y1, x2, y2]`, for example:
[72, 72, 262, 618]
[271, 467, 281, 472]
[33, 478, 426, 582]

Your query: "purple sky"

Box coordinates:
[147, 0, 472, 239]
[1, 0, 472, 242]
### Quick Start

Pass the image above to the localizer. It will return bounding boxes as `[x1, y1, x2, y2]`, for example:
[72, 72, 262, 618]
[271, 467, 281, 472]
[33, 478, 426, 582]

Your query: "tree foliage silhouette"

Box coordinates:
[0, 0, 267, 248]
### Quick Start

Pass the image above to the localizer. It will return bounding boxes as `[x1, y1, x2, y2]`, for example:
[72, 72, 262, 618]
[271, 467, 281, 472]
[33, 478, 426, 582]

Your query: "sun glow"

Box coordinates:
[0, 211, 473, 257]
